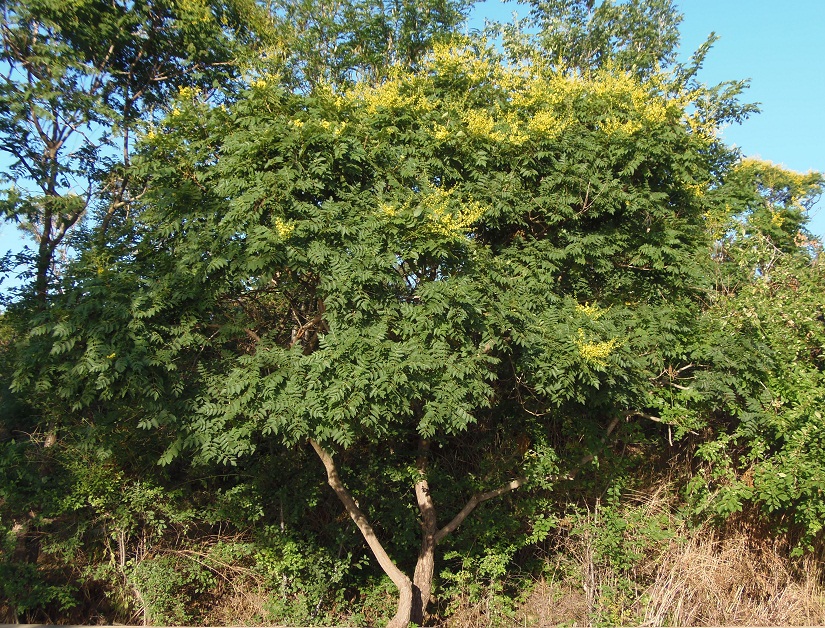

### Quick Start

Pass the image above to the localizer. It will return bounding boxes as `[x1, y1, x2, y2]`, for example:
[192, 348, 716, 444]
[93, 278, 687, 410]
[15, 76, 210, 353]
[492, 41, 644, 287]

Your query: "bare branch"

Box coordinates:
[289, 313, 323, 349]
[626, 411, 664, 423]
[434, 476, 526, 544]
[309, 439, 411, 592]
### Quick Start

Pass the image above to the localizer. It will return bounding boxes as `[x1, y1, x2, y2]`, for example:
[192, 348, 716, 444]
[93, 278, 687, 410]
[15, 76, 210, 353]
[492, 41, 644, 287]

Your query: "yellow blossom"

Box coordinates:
[575, 328, 619, 367]
[576, 302, 608, 320]
[274, 217, 294, 239]
[771, 211, 785, 227]
[419, 187, 486, 237]
[379, 202, 397, 217]
[464, 110, 505, 142]
[528, 110, 570, 139]
[177, 85, 199, 99]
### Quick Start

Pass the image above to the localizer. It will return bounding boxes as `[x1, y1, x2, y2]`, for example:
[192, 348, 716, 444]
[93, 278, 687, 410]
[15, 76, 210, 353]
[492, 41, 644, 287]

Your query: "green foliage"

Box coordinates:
[255, 527, 357, 625]
[264, 0, 474, 88]
[2, 0, 823, 624]
[685, 242, 825, 550]
[129, 554, 217, 625]
[0, 0, 271, 297]
[518, 0, 683, 76]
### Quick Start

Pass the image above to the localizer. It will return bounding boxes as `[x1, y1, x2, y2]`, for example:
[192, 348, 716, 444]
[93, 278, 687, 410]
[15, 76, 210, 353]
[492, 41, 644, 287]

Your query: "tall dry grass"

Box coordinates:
[641, 531, 825, 626]
[445, 485, 825, 627]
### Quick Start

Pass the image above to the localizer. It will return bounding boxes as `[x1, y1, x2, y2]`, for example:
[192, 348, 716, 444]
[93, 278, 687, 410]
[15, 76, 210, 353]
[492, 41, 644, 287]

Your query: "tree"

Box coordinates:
[0, 0, 270, 300]
[670, 160, 825, 552]
[263, 0, 475, 89]
[517, 0, 683, 76]
[13, 32, 753, 622]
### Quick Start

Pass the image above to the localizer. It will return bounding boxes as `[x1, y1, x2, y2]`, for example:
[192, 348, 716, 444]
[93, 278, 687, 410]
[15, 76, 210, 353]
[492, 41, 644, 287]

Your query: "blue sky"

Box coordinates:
[2, 0, 824, 272]
[470, 0, 825, 236]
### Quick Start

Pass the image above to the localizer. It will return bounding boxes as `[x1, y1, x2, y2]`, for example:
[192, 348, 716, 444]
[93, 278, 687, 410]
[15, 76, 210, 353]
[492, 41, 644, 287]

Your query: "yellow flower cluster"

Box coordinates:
[432, 124, 450, 141]
[527, 110, 570, 140]
[575, 328, 619, 367]
[347, 77, 435, 115]
[177, 0, 212, 23]
[464, 110, 505, 141]
[511, 72, 582, 110]
[177, 85, 200, 99]
[771, 211, 785, 227]
[429, 43, 501, 86]
[738, 158, 822, 211]
[379, 201, 397, 217]
[274, 217, 294, 239]
[588, 71, 676, 137]
[575, 302, 608, 320]
[376, 191, 483, 237]
[417, 188, 486, 237]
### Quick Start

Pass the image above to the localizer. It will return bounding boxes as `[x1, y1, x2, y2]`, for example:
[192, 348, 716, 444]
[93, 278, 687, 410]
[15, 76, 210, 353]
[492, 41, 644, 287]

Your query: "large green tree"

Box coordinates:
[13, 36, 749, 623]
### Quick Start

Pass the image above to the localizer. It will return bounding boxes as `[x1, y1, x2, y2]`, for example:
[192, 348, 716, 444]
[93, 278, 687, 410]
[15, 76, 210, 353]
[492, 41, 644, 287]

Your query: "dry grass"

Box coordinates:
[200, 583, 272, 626]
[513, 580, 588, 627]
[439, 485, 825, 627]
[641, 531, 825, 626]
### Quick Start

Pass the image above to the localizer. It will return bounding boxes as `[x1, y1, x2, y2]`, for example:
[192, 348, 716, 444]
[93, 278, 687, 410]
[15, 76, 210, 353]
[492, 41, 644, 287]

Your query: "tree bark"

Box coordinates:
[412, 439, 437, 625]
[309, 439, 415, 628]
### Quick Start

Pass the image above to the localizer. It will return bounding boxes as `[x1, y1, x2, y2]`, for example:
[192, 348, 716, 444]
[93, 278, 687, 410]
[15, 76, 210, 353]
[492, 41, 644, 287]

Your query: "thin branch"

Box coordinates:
[570, 414, 623, 473]
[289, 313, 323, 349]
[626, 411, 664, 423]
[309, 439, 411, 592]
[434, 476, 526, 544]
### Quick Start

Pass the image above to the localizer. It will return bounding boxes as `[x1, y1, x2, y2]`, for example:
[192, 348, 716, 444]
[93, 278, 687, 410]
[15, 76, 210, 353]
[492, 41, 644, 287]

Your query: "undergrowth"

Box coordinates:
[2, 453, 823, 626]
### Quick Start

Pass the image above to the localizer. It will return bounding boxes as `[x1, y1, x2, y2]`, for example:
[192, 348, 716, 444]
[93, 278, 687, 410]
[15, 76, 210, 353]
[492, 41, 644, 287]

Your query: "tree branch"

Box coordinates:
[309, 439, 411, 591]
[434, 476, 526, 544]
[573, 414, 623, 471]
[289, 313, 323, 349]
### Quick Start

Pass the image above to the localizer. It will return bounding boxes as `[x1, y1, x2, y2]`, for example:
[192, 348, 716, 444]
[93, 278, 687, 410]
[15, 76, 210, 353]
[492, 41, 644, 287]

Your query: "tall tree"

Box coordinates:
[0, 0, 270, 299]
[499, 0, 682, 76]
[262, 0, 475, 89]
[13, 37, 751, 623]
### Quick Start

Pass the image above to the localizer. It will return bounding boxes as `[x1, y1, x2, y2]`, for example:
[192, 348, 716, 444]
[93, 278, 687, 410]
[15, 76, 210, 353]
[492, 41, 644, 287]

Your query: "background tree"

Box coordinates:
[517, 0, 682, 75]
[261, 0, 475, 89]
[675, 161, 825, 552]
[0, 0, 270, 300]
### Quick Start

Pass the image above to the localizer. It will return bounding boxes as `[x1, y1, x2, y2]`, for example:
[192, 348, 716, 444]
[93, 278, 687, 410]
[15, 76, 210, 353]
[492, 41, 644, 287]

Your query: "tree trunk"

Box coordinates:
[411, 534, 435, 626]
[309, 439, 415, 627]
[387, 580, 415, 628]
[411, 438, 437, 625]
[310, 437, 527, 627]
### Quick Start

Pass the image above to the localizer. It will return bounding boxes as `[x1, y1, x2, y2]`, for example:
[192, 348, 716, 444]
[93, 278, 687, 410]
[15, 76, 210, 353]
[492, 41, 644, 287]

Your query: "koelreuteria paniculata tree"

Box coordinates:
[3, 0, 825, 625]
[12, 38, 749, 623]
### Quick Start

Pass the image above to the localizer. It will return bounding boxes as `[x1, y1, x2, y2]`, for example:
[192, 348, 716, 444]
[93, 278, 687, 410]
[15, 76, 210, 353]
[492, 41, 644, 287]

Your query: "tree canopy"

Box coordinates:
[1, 1, 824, 625]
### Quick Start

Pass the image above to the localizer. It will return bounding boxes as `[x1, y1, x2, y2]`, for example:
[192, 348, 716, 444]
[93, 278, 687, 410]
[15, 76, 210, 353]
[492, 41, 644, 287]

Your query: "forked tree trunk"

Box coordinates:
[411, 439, 437, 624]
[310, 438, 525, 627]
